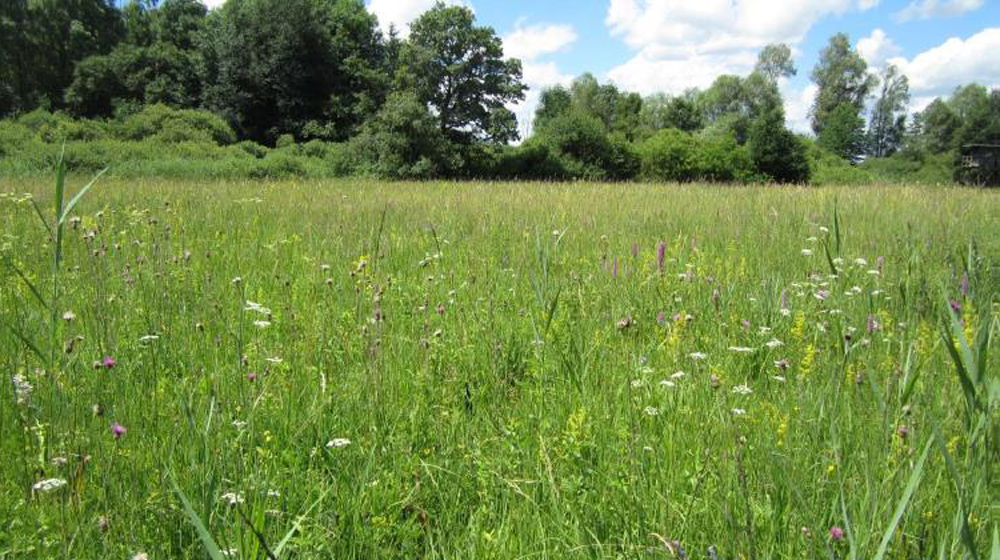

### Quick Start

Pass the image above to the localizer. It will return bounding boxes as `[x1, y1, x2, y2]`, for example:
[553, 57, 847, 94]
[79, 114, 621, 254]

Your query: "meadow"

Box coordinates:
[1, 175, 998, 559]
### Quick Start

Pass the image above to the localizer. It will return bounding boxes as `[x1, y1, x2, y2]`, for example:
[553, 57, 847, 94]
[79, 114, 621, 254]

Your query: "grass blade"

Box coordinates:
[8, 261, 49, 311]
[5, 324, 47, 365]
[872, 438, 932, 560]
[931, 427, 980, 560]
[273, 486, 333, 558]
[169, 471, 225, 560]
[29, 197, 53, 237]
[990, 526, 998, 560]
[59, 167, 107, 226]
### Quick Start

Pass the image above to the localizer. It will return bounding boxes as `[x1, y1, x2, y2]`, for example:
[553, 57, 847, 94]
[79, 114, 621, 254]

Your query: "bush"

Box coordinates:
[748, 108, 811, 184]
[532, 109, 637, 181]
[637, 128, 700, 182]
[116, 104, 236, 145]
[695, 132, 757, 183]
[275, 134, 296, 150]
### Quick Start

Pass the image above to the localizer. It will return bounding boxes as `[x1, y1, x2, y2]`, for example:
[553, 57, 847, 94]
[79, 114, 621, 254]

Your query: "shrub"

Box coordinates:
[116, 104, 236, 145]
[748, 108, 811, 184]
[637, 128, 700, 182]
[533, 109, 636, 181]
[275, 134, 296, 150]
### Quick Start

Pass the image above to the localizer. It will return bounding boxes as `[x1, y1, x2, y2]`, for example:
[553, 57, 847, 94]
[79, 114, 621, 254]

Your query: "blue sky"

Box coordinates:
[362, 0, 1000, 135]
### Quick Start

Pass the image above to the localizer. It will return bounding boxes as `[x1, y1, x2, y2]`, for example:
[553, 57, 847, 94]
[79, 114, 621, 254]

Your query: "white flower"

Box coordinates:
[659, 380, 676, 388]
[764, 339, 784, 349]
[12, 373, 33, 405]
[832, 257, 844, 266]
[231, 277, 243, 284]
[62, 310, 77, 321]
[643, 406, 660, 416]
[131, 553, 149, 560]
[732, 384, 753, 396]
[731, 408, 747, 416]
[819, 226, 829, 233]
[868, 269, 881, 275]
[780, 308, 791, 317]
[245, 301, 271, 315]
[688, 352, 707, 361]
[728, 346, 754, 353]
[801, 249, 814, 256]
[232, 420, 247, 430]
[267, 490, 281, 498]
[326, 438, 351, 449]
[265, 357, 283, 364]
[221, 492, 245, 505]
[630, 379, 645, 388]
[33, 478, 67, 492]
[253, 320, 271, 328]
[772, 375, 786, 383]
[854, 258, 868, 266]
[139, 334, 160, 342]
[670, 371, 686, 380]
[221, 548, 239, 557]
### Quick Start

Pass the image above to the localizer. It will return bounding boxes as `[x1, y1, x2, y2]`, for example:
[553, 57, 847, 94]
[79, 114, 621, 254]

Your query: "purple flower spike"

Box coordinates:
[111, 423, 126, 439]
[960, 273, 970, 297]
[656, 241, 666, 273]
[950, 299, 962, 316]
[612, 257, 619, 279]
[866, 314, 878, 334]
[102, 356, 116, 370]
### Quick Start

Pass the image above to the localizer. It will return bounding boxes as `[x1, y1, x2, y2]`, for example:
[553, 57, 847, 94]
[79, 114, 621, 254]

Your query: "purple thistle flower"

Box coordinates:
[612, 256, 618, 279]
[102, 356, 116, 370]
[111, 423, 126, 439]
[960, 272, 969, 297]
[829, 526, 845, 541]
[897, 425, 910, 439]
[950, 299, 962, 316]
[247, 371, 257, 382]
[656, 241, 666, 273]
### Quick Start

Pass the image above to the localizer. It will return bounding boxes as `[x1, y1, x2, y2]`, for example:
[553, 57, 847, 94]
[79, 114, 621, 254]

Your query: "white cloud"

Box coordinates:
[895, 0, 984, 22]
[857, 29, 901, 69]
[888, 28, 1000, 99]
[503, 24, 577, 62]
[605, 0, 877, 96]
[503, 23, 578, 138]
[201, 0, 225, 8]
[366, 0, 470, 36]
[782, 82, 818, 134]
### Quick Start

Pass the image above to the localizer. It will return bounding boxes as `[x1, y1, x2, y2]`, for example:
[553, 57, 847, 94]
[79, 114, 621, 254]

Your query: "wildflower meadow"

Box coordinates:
[1, 172, 998, 559]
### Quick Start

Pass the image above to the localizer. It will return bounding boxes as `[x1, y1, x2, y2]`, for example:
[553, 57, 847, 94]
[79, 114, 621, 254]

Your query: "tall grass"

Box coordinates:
[1, 176, 998, 559]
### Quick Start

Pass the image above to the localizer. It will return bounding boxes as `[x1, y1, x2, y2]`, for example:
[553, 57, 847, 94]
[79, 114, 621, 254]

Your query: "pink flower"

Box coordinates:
[111, 423, 126, 439]
[102, 356, 116, 370]
[829, 526, 844, 541]
[656, 241, 666, 273]
[247, 371, 257, 382]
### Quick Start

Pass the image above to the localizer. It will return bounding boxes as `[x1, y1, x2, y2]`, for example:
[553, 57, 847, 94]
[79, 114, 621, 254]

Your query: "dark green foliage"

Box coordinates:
[817, 102, 866, 161]
[748, 106, 811, 184]
[637, 129, 700, 182]
[532, 108, 638, 181]
[638, 93, 704, 138]
[202, 0, 387, 144]
[398, 3, 525, 145]
[66, 0, 208, 117]
[350, 91, 456, 179]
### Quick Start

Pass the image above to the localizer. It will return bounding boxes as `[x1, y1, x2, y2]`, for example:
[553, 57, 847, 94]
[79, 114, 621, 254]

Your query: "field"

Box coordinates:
[1, 176, 998, 559]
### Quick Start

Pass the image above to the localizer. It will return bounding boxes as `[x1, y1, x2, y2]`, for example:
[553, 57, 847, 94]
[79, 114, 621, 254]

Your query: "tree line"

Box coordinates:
[1, 0, 998, 182]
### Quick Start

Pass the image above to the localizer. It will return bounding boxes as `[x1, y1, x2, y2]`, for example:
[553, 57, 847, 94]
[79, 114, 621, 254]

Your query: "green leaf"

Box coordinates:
[872, 438, 932, 560]
[29, 197, 52, 237]
[989, 526, 998, 560]
[168, 471, 225, 560]
[58, 167, 107, 226]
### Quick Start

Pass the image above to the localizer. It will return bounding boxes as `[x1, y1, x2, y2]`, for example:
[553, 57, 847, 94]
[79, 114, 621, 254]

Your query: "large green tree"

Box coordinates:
[66, 0, 209, 117]
[202, 0, 388, 143]
[867, 64, 910, 157]
[810, 33, 876, 136]
[398, 3, 526, 145]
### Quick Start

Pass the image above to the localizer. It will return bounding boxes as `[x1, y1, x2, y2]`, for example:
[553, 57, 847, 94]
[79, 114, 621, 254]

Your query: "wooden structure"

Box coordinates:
[955, 144, 1000, 186]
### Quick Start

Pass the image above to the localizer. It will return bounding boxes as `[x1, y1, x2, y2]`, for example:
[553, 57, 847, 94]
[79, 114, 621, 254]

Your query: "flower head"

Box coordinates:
[326, 438, 351, 449]
[102, 356, 116, 369]
[829, 526, 845, 541]
[111, 422, 126, 439]
[32, 478, 67, 492]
